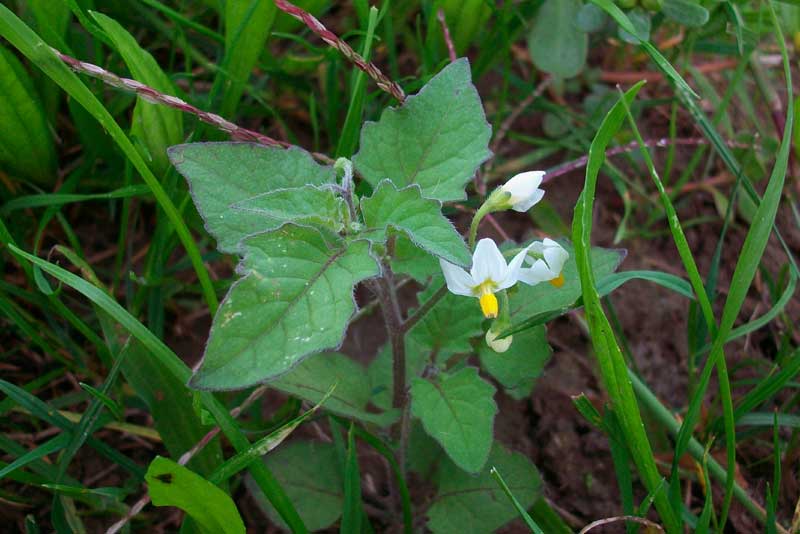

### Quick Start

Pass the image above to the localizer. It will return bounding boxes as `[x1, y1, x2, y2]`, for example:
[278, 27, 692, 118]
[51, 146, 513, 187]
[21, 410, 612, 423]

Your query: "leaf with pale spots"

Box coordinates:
[353, 59, 491, 202]
[361, 180, 471, 267]
[190, 225, 380, 390]
[169, 143, 335, 254]
[410, 366, 497, 473]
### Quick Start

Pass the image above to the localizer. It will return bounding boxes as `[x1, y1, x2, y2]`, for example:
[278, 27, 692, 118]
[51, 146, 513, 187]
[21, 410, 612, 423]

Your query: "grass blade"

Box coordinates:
[571, 80, 680, 532]
[0, 5, 219, 313]
[7, 244, 308, 533]
[671, 5, 793, 527]
[490, 467, 545, 534]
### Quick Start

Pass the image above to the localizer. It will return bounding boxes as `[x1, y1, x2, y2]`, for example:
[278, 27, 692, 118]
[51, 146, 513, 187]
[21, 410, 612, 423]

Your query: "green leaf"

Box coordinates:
[410, 366, 497, 473]
[479, 325, 551, 400]
[0, 6, 219, 312]
[209, 387, 335, 485]
[248, 441, 343, 531]
[6, 245, 306, 531]
[271, 352, 397, 426]
[408, 420, 444, 478]
[368, 338, 430, 413]
[618, 8, 651, 44]
[572, 82, 681, 530]
[490, 468, 545, 534]
[232, 184, 345, 232]
[596, 270, 695, 300]
[434, 0, 492, 55]
[510, 241, 625, 320]
[0, 44, 55, 183]
[409, 282, 483, 357]
[191, 225, 380, 390]
[662, 0, 710, 27]
[427, 443, 542, 534]
[92, 11, 183, 175]
[361, 180, 470, 266]
[588, 0, 699, 99]
[145, 456, 245, 534]
[353, 59, 491, 202]
[390, 234, 440, 282]
[576, 3, 608, 32]
[528, 0, 587, 78]
[340, 424, 363, 534]
[169, 143, 335, 254]
[219, 0, 276, 117]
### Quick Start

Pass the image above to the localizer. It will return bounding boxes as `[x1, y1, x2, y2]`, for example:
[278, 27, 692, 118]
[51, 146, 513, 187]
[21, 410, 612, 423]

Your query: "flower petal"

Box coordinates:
[543, 241, 569, 274]
[511, 187, 544, 212]
[470, 239, 507, 285]
[517, 260, 553, 286]
[501, 171, 545, 212]
[439, 258, 475, 296]
[496, 245, 530, 290]
[503, 171, 544, 192]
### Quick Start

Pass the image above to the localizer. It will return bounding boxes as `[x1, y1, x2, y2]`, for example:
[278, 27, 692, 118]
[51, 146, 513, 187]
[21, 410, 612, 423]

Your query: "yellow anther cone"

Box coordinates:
[479, 292, 498, 318]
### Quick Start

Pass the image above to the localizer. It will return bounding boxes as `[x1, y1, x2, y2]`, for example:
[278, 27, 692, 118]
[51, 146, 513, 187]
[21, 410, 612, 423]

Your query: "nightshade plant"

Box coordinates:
[170, 58, 625, 532]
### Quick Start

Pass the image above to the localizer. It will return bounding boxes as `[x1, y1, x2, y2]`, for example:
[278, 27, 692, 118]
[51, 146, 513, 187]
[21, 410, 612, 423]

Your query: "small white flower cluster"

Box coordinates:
[438, 171, 569, 352]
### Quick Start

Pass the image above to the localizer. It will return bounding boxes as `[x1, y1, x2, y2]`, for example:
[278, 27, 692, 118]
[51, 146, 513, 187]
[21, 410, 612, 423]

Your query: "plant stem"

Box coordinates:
[55, 49, 334, 164]
[468, 203, 492, 249]
[401, 284, 447, 333]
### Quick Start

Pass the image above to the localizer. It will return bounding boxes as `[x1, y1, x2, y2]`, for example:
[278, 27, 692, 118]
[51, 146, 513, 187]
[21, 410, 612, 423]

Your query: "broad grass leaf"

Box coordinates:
[0, 44, 55, 184]
[410, 366, 497, 473]
[169, 143, 335, 254]
[119, 340, 221, 476]
[427, 443, 542, 534]
[92, 11, 183, 175]
[220, 0, 276, 117]
[361, 180, 471, 266]
[528, 0, 587, 78]
[191, 225, 379, 390]
[353, 59, 491, 202]
[146, 456, 244, 534]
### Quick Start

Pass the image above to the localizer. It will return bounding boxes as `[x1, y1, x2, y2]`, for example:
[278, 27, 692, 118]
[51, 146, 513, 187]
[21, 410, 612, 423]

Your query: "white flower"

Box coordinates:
[518, 238, 569, 288]
[498, 171, 545, 212]
[439, 239, 529, 318]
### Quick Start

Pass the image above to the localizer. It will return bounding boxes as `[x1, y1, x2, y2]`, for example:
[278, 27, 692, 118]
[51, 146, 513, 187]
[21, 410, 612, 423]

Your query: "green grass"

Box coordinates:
[0, 1, 798, 532]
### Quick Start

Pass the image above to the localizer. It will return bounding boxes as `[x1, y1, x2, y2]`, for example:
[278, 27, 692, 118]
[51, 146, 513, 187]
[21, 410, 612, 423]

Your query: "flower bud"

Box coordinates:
[485, 329, 512, 353]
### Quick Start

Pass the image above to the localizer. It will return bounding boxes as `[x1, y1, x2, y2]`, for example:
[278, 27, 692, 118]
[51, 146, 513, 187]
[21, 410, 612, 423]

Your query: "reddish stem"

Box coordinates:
[437, 8, 457, 63]
[55, 49, 333, 164]
[273, 0, 406, 102]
